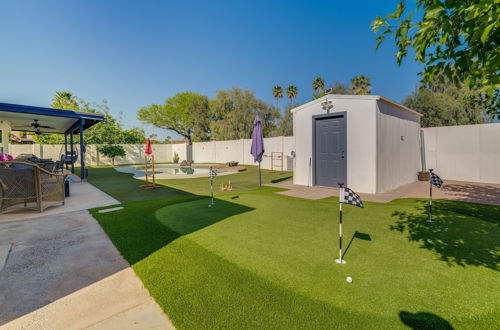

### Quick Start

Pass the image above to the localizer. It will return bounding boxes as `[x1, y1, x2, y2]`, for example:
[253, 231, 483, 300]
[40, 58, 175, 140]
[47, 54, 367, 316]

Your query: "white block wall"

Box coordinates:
[10, 144, 173, 167]
[423, 123, 500, 184]
[192, 136, 294, 170]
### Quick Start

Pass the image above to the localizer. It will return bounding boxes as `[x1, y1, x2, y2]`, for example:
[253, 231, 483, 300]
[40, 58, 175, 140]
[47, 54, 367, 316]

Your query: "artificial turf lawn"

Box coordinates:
[85, 165, 292, 202]
[92, 188, 500, 329]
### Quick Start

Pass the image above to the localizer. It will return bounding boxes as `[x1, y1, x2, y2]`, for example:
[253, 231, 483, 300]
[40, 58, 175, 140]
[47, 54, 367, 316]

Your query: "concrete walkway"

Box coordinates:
[0, 210, 174, 329]
[267, 180, 500, 205]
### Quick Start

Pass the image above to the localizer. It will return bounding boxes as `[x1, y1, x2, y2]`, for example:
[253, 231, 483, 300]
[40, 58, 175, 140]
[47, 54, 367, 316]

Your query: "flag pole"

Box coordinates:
[428, 169, 434, 222]
[335, 182, 346, 264]
[209, 166, 215, 207]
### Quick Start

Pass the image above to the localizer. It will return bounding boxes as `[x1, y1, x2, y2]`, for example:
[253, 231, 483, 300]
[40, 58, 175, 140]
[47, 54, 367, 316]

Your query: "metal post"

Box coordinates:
[428, 169, 433, 223]
[79, 119, 85, 180]
[258, 162, 262, 187]
[211, 178, 214, 205]
[70, 132, 74, 174]
[64, 134, 68, 170]
[335, 183, 346, 264]
[208, 166, 215, 207]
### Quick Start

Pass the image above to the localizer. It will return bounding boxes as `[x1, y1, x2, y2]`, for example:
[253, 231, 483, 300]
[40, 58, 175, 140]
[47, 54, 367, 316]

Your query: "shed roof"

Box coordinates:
[0, 102, 105, 134]
[290, 94, 422, 117]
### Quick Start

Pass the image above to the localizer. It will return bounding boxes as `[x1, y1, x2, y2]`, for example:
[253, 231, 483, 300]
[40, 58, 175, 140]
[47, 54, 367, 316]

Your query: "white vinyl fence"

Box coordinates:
[9, 136, 295, 171]
[10, 123, 500, 184]
[422, 123, 500, 184]
[10, 144, 173, 167]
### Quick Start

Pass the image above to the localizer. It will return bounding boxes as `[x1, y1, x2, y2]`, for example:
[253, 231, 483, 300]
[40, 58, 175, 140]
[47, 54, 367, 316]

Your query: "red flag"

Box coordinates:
[145, 138, 152, 155]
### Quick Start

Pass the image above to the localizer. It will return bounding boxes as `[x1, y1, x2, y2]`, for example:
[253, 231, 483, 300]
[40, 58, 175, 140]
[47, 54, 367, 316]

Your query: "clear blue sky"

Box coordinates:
[0, 0, 422, 140]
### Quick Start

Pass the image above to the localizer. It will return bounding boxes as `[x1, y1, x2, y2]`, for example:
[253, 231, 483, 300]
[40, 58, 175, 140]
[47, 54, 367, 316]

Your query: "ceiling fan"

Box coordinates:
[31, 119, 55, 130]
[17, 119, 55, 135]
[30, 119, 55, 135]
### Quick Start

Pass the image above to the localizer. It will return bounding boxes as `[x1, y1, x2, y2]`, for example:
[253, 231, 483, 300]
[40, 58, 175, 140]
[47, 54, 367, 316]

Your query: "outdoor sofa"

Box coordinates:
[0, 161, 67, 214]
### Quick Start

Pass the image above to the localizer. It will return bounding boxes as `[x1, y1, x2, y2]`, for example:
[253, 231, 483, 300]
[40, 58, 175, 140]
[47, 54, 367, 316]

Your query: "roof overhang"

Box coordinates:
[290, 94, 423, 117]
[0, 102, 105, 134]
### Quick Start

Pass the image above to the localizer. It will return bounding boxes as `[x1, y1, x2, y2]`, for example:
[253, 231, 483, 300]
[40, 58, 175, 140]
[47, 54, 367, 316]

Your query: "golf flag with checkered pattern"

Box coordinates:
[336, 184, 364, 264]
[430, 172, 443, 188]
[428, 169, 443, 222]
[343, 188, 364, 208]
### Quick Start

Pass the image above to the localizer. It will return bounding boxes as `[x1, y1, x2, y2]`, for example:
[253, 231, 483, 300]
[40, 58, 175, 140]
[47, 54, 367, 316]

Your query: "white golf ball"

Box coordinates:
[346, 276, 353, 283]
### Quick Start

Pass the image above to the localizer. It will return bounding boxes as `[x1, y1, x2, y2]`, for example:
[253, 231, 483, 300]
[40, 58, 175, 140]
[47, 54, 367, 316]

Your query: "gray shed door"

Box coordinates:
[314, 115, 346, 187]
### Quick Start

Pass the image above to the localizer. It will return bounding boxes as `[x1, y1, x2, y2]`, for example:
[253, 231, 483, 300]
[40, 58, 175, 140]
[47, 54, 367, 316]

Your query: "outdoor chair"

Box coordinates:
[61, 151, 78, 165]
[0, 161, 67, 214]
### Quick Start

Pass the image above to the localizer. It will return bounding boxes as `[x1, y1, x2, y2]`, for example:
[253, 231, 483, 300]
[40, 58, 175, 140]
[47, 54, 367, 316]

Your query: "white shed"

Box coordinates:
[292, 94, 422, 194]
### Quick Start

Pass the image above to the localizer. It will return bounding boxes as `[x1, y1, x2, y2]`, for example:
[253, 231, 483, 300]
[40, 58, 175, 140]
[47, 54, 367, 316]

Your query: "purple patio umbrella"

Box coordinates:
[250, 115, 265, 186]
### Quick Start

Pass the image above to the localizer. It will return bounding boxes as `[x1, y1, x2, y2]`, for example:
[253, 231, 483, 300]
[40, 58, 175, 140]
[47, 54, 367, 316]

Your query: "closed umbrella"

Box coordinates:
[145, 138, 152, 155]
[250, 115, 265, 186]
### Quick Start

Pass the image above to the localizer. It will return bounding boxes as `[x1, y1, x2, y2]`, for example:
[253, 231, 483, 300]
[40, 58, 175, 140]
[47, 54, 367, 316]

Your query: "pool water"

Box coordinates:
[115, 164, 233, 180]
[143, 166, 210, 176]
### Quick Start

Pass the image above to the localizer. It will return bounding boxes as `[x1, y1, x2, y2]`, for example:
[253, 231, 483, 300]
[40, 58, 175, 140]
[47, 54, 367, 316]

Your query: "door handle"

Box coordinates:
[341, 150, 345, 158]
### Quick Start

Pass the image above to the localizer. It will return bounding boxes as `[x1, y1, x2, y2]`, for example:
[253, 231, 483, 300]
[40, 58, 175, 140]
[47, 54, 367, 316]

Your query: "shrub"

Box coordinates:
[173, 152, 180, 163]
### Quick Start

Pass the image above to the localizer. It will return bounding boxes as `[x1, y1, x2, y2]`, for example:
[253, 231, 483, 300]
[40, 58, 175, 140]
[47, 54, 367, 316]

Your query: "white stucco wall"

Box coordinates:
[292, 95, 378, 193]
[423, 123, 500, 184]
[376, 100, 421, 193]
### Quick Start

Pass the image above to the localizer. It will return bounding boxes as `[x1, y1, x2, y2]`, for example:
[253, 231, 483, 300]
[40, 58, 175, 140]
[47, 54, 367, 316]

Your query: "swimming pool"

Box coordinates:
[115, 164, 235, 180]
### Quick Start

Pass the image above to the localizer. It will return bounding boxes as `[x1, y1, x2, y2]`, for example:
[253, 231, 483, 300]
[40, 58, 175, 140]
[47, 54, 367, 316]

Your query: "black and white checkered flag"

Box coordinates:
[430, 172, 443, 188]
[209, 168, 217, 179]
[343, 188, 364, 208]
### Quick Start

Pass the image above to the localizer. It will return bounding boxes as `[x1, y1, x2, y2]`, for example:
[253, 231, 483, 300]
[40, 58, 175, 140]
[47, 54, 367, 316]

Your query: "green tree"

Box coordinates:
[330, 82, 350, 94]
[286, 85, 298, 105]
[350, 75, 372, 95]
[52, 91, 79, 110]
[312, 77, 325, 97]
[210, 87, 280, 140]
[313, 81, 350, 99]
[403, 80, 489, 127]
[372, 0, 499, 118]
[272, 85, 284, 110]
[34, 93, 145, 145]
[138, 92, 210, 144]
[279, 103, 294, 136]
[96, 145, 126, 166]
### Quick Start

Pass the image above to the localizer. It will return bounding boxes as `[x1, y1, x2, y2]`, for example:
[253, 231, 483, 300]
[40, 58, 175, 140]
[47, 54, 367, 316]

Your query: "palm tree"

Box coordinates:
[286, 85, 298, 105]
[272, 85, 284, 110]
[350, 75, 372, 95]
[52, 91, 79, 110]
[312, 77, 325, 95]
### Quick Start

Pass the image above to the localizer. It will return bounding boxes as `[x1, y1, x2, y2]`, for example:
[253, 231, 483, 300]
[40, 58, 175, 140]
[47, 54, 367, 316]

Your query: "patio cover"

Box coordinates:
[0, 102, 104, 134]
[0, 102, 105, 179]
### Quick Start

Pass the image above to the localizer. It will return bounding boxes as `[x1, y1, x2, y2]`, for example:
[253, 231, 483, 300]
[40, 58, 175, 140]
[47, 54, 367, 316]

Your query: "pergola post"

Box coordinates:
[64, 134, 68, 170]
[79, 119, 85, 180]
[70, 132, 74, 174]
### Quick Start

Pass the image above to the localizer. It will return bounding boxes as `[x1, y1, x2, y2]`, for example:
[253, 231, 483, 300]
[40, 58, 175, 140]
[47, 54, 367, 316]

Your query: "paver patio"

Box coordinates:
[267, 180, 500, 205]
